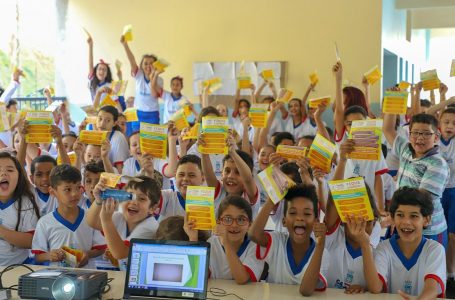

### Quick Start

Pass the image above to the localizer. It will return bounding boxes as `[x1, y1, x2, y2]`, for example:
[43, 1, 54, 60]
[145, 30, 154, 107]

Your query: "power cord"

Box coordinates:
[207, 287, 245, 300]
[0, 264, 34, 290]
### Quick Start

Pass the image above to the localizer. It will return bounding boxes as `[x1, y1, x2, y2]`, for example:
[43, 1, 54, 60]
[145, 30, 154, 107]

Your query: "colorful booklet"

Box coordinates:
[152, 59, 169, 72]
[258, 165, 296, 204]
[348, 119, 383, 161]
[398, 81, 410, 91]
[170, 109, 190, 131]
[277, 88, 294, 103]
[100, 94, 117, 108]
[276, 145, 307, 160]
[261, 69, 274, 80]
[85, 115, 97, 125]
[182, 123, 200, 140]
[198, 117, 229, 155]
[202, 77, 222, 95]
[25, 111, 53, 143]
[57, 151, 77, 166]
[185, 186, 216, 230]
[249, 104, 269, 128]
[307, 134, 336, 173]
[237, 75, 252, 89]
[382, 90, 408, 115]
[79, 130, 108, 145]
[100, 172, 123, 188]
[309, 96, 331, 109]
[328, 177, 374, 222]
[123, 108, 138, 122]
[364, 65, 382, 85]
[420, 69, 440, 91]
[122, 24, 133, 41]
[309, 72, 319, 86]
[110, 80, 128, 97]
[139, 123, 168, 159]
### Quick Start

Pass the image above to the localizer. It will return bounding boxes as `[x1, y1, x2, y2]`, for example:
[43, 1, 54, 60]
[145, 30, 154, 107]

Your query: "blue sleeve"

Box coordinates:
[118, 96, 126, 111]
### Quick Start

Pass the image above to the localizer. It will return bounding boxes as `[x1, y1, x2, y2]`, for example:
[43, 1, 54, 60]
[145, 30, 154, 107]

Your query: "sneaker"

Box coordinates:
[447, 277, 455, 299]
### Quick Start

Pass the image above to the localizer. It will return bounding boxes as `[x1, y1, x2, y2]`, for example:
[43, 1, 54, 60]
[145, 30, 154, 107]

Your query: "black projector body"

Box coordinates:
[18, 268, 108, 300]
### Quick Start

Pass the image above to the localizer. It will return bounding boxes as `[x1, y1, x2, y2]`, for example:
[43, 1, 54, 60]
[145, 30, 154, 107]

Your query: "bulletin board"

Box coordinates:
[193, 61, 287, 107]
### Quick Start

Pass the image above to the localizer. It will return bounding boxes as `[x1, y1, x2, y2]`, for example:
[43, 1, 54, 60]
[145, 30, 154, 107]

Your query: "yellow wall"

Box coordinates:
[64, 0, 383, 105]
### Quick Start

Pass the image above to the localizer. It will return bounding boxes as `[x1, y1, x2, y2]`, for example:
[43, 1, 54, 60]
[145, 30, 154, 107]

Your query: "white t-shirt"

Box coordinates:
[324, 221, 381, 289]
[439, 136, 455, 188]
[283, 115, 320, 141]
[88, 78, 110, 103]
[0, 197, 38, 265]
[33, 187, 58, 216]
[31, 207, 106, 269]
[162, 91, 189, 124]
[157, 189, 185, 222]
[257, 231, 328, 287]
[108, 130, 130, 165]
[208, 235, 264, 282]
[133, 69, 163, 112]
[374, 236, 446, 297]
[111, 211, 159, 241]
[231, 116, 255, 143]
[121, 157, 173, 190]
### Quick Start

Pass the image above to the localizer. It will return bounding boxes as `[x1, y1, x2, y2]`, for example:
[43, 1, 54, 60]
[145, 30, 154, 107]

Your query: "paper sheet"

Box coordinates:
[364, 65, 382, 85]
[79, 130, 108, 145]
[140, 123, 168, 159]
[198, 117, 229, 155]
[193, 62, 215, 95]
[382, 91, 408, 115]
[25, 111, 53, 143]
[420, 69, 440, 91]
[249, 104, 269, 128]
[258, 165, 295, 204]
[348, 119, 383, 161]
[276, 145, 307, 160]
[185, 186, 216, 231]
[309, 96, 331, 109]
[308, 134, 336, 173]
[235, 62, 258, 96]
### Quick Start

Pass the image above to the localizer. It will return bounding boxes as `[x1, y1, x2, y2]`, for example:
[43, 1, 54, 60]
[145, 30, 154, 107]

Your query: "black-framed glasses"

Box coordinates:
[219, 216, 249, 226]
[409, 131, 435, 139]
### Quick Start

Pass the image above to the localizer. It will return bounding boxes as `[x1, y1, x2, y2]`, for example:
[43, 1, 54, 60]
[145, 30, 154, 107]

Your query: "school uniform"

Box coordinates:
[157, 189, 185, 222]
[283, 115, 320, 141]
[231, 116, 255, 143]
[324, 220, 381, 289]
[208, 235, 264, 282]
[33, 187, 58, 216]
[111, 211, 159, 243]
[439, 136, 455, 234]
[133, 69, 163, 126]
[31, 207, 106, 268]
[162, 91, 189, 124]
[374, 236, 446, 297]
[0, 197, 38, 265]
[108, 130, 130, 167]
[257, 231, 328, 287]
[88, 76, 110, 103]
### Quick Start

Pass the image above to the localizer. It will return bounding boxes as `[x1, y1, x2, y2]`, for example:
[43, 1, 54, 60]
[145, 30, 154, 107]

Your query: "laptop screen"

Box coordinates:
[124, 239, 210, 300]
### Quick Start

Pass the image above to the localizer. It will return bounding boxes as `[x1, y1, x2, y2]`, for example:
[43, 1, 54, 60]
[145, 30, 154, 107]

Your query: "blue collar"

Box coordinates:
[36, 188, 50, 202]
[171, 93, 182, 101]
[143, 74, 150, 84]
[135, 159, 141, 172]
[286, 237, 315, 275]
[309, 118, 316, 127]
[177, 192, 185, 210]
[97, 81, 106, 87]
[0, 198, 15, 210]
[408, 144, 439, 158]
[53, 207, 85, 232]
[390, 235, 426, 271]
[440, 136, 453, 146]
[346, 240, 362, 259]
[293, 122, 302, 129]
[85, 199, 92, 209]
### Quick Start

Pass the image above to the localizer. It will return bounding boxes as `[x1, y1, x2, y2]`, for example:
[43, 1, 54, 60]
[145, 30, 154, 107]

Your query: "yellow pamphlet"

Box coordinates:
[186, 186, 216, 230]
[307, 134, 336, 173]
[57, 151, 77, 166]
[398, 81, 410, 91]
[309, 96, 331, 109]
[110, 80, 128, 97]
[79, 130, 108, 145]
[101, 172, 122, 188]
[171, 109, 190, 131]
[100, 94, 117, 108]
[328, 177, 374, 222]
[258, 165, 296, 204]
[249, 104, 269, 128]
[182, 123, 200, 140]
[124, 108, 138, 122]
[276, 145, 307, 160]
[198, 117, 229, 155]
[382, 91, 408, 115]
[140, 123, 168, 159]
[348, 119, 383, 161]
[277, 88, 294, 103]
[25, 111, 53, 143]
[153, 59, 169, 72]
[309, 72, 319, 86]
[123, 24, 133, 42]
[420, 69, 440, 91]
[85, 116, 97, 125]
[364, 65, 382, 85]
[237, 76, 252, 89]
[261, 69, 274, 80]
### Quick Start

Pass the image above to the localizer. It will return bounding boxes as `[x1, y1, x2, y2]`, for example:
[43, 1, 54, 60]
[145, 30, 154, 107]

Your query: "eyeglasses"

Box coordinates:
[219, 216, 249, 226]
[409, 131, 435, 139]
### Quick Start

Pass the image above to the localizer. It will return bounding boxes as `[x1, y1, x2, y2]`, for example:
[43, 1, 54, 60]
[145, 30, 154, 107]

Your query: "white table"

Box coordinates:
[0, 265, 408, 299]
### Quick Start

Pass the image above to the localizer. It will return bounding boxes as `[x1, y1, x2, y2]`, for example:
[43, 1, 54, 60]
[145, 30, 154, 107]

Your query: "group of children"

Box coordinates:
[0, 33, 453, 299]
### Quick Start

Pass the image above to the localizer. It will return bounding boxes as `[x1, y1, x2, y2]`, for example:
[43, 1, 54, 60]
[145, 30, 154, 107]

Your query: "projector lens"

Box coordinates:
[63, 283, 73, 293]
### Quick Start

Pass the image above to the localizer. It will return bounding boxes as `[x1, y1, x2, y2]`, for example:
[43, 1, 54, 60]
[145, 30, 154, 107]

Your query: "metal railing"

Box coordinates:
[10, 97, 66, 110]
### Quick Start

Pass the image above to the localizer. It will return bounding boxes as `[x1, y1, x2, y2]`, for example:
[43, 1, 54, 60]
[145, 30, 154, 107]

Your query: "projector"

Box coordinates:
[18, 268, 108, 300]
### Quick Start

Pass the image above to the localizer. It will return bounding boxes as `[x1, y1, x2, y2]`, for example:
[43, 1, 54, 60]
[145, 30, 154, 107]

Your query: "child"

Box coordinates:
[87, 34, 112, 102]
[159, 154, 205, 220]
[161, 76, 193, 124]
[185, 195, 265, 284]
[323, 140, 382, 293]
[32, 165, 105, 268]
[232, 86, 255, 142]
[87, 175, 161, 260]
[383, 112, 449, 246]
[62, 132, 77, 153]
[80, 160, 104, 210]
[96, 105, 129, 172]
[359, 187, 446, 298]
[121, 128, 177, 190]
[216, 104, 228, 117]
[437, 108, 455, 284]
[121, 35, 161, 125]
[201, 134, 259, 217]
[0, 152, 40, 265]
[249, 184, 328, 296]
[29, 155, 58, 216]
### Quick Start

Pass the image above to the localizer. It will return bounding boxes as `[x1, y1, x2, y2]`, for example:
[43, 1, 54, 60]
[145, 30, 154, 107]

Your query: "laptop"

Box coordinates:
[123, 239, 211, 300]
